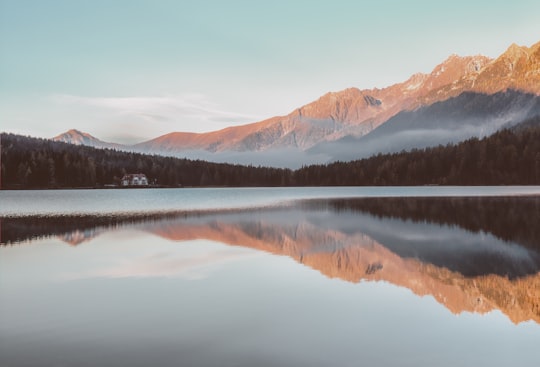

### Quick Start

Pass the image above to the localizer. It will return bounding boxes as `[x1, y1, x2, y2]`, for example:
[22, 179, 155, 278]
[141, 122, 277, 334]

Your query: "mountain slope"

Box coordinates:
[135, 40, 540, 155]
[310, 90, 540, 161]
[6, 123, 540, 189]
[53, 129, 123, 150]
[135, 54, 494, 154]
[53, 40, 540, 165]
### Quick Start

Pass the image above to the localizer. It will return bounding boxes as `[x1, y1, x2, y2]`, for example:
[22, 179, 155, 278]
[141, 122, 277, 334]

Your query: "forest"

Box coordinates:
[2, 124, 540, 189]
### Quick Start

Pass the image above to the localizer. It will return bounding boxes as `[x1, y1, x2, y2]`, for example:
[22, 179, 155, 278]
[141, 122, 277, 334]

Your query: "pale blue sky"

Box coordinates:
[1, 0, 539, 142]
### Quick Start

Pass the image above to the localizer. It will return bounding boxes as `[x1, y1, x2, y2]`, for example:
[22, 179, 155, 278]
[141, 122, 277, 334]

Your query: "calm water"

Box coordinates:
[2, 186, 540, 216]
[1, 187, 540, 366]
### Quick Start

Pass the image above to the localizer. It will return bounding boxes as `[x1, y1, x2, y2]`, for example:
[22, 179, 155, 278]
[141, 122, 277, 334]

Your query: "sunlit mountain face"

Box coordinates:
[51, 41, 540, 168]
[3, 196, 539, 324]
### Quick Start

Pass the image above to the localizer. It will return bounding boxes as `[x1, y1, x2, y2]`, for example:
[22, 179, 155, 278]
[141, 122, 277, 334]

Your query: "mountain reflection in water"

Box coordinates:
[2, 196, 539, 324]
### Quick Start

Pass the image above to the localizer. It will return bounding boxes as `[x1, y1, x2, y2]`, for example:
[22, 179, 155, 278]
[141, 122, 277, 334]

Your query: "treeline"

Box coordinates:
[2, 125, 540, 189]
[0, 134, 292, 188]
[295, 126, 540, 185]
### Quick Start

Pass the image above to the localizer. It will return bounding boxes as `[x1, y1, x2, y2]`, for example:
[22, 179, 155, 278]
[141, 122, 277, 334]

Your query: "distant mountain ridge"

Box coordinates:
[53, 129, 122, 150]
[4, 121, 540, 189]
[310, 90, 540, 161]
[132, 54, 495, 153]
[52, 40, 540, 166]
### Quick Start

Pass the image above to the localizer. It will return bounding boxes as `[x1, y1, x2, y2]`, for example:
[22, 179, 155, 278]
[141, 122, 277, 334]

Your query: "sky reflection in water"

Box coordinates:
[1, 195, 540, 367]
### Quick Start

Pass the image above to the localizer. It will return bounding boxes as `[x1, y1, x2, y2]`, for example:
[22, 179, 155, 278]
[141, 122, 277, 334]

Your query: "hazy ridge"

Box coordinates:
[51, 40, 540, 168]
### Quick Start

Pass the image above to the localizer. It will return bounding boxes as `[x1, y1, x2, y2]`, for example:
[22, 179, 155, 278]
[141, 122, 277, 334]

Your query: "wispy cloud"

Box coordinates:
[53, 93, 261, 126]
[48, 93, 264, 143]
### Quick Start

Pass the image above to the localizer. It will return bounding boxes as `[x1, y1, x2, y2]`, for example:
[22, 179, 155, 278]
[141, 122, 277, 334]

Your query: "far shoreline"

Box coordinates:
[4, 183, 540, 191]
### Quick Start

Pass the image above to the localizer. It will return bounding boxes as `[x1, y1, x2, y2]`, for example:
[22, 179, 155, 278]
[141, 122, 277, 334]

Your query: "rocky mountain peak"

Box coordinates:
[531, 40, 540, 55]
[54, 129, 95, 145]
[55, 40, 540, 155]
[296, 87, 375, 123]
[423, 54, 492, 91]
[495, 43, 532, 73]
[504, 42, 529, 58]
[466, 41, 540, 95]
[53, 129, 120, 149]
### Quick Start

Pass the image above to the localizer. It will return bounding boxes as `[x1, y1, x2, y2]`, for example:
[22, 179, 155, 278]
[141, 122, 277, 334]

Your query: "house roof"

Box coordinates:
[121, 173, 147, 179]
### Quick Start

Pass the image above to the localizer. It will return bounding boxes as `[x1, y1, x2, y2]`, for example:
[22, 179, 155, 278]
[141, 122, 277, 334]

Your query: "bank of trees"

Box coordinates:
[295, 127, 540, 186]
[2, 125, 540, 189]
[0, 134, 291, 188]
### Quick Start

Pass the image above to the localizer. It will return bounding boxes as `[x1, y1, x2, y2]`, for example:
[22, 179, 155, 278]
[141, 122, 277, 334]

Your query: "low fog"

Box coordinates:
[126, 91, 540, 168]
[310, 90, 540, 163]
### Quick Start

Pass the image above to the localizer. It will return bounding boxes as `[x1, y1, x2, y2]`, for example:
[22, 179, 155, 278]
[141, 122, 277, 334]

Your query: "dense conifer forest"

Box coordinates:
[2, 124, 540, 189]
[0, 134, 292, 188]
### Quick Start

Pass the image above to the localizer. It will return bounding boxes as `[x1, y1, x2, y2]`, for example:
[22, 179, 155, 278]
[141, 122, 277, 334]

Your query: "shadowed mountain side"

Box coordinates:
[159, 147, 331, 169]
[143, 211, 540, 324]
[309, 90, 540, 161]
[7, 123, 540, 189]
[52, 41, 540, 160]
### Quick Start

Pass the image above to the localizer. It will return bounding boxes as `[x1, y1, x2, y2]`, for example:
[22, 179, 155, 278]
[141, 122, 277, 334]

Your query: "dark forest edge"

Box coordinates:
[2, 121, 540, 189]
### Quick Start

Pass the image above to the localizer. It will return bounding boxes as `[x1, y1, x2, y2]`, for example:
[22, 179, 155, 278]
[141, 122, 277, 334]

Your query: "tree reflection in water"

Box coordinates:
[2, 196, 540, 323]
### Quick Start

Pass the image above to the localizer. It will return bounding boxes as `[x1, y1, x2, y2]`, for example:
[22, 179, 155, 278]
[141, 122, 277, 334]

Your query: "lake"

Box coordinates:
[1, 187, 540, 366]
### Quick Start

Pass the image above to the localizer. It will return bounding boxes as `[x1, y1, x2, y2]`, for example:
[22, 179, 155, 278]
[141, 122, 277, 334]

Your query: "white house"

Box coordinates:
[121, 173, 149, 186]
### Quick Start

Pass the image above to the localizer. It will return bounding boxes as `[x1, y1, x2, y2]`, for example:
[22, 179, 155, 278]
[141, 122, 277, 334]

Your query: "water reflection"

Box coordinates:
[2, 196, 540, 324]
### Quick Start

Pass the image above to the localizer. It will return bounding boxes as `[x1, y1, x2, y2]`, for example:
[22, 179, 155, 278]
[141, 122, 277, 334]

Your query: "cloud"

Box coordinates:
[53, 93, 260, 123]
[51, 94, 263, 141]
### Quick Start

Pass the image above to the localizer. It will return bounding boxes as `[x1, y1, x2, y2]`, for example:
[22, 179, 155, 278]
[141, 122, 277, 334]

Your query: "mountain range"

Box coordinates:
[53, 40, 540, 168]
